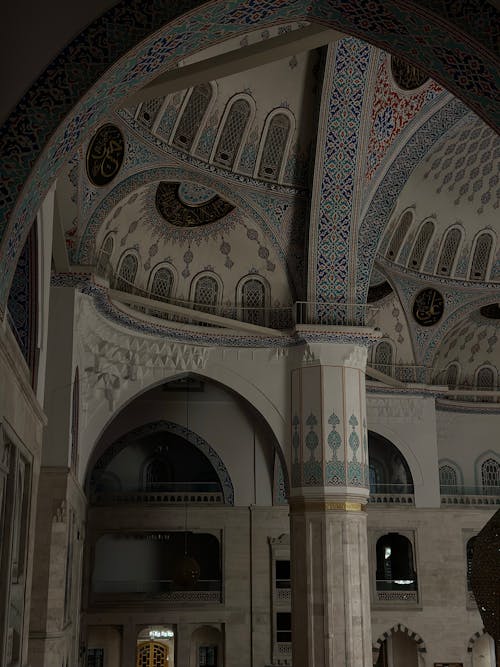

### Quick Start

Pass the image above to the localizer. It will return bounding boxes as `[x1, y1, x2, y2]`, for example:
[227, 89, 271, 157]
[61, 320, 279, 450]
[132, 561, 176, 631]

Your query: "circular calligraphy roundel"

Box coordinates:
[412, 288, 444, 327]
[86, 124, 125, 187]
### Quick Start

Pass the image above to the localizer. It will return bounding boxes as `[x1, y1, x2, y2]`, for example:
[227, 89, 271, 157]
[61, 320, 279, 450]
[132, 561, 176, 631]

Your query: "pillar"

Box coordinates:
[289, 336, 376, 667]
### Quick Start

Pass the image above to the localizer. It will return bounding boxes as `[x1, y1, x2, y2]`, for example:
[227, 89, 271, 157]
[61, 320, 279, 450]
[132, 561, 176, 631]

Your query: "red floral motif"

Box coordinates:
[365, 55, 443, 181]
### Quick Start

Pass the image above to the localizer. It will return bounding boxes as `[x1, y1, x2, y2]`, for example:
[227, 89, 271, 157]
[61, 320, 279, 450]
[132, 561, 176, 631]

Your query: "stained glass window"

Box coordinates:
[115, 253, 138, 292]
[439, 465, 457, 488]
[97, 235, 114, 277]
[138, 97, 164, 129]
[242, 278, 266, 325]
[150, 267, 173, 301]
[194, 275, 219, 313]
[446, 364, 459, 387]
[481, 458, 500, 491]
[374, 341, 393, 375]
[173, 83, 212, 151]
[258, 113, 291, 181]
[214, 99, 251, 168]
[408, 221, 434, 270]
[470, 233, 493, 281]
[437, 228, 461, 276]
[387, 211, 412, 261]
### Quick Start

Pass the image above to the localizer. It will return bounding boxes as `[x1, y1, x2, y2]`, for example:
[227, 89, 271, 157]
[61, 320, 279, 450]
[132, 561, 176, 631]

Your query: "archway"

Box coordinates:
[373, 624, 427, 666]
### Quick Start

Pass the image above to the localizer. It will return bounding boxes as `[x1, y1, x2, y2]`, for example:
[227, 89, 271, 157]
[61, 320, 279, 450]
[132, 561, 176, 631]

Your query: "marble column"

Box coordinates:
[289, 336, 376, 667]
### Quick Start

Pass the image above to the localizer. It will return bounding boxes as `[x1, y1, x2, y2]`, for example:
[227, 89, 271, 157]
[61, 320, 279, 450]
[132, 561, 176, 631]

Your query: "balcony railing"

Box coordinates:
[91, 481, 225, 505]
[368, 483, 414, 504]
[440, 485, 500, 506]
[92, 578, 222, 602]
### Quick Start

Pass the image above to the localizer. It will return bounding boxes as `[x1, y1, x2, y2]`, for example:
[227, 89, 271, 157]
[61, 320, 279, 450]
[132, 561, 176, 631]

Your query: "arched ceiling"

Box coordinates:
[0, 0, 498, 316]
[378, 114, 500, 282]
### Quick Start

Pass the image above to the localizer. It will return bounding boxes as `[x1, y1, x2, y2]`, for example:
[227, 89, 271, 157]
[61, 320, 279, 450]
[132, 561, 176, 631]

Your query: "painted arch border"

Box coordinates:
[90, 419, 235, 505]
[1, 0, 499, 314]
[373, 623, 427, 654]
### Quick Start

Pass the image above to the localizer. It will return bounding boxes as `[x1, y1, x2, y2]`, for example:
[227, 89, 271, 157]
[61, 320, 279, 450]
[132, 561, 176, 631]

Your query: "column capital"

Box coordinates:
[292, 326, 380, 369]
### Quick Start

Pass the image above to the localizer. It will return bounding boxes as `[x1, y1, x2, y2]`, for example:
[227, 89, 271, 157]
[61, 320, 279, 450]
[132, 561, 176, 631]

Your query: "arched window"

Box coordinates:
[193, 275, 220, 313]
[374, 341, 393, 376]
[469, 233, 493, 281]
[173, 83, 213, 151]
[241, 278, 266, 326]
[96, 234, 114, 277]
[150, 267, 174, 302]
[408, 220, 434, 270]
[258, 113, 291, 181]
[138, 96, 164, 129]
[437, 228, 461, 276]
[439, 464, 457, 489]
[375, 534, 417, 591]
[213, 98, 251, 168]
[481, 458, 500, 492]
[115, 253, 138, 292]
[446, 364, 459, 388]
[476, 365, 496, 402]
[386, 210, 413, 261]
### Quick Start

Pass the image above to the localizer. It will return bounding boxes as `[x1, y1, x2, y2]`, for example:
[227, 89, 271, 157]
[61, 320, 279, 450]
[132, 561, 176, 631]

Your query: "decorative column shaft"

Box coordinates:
[289, 334, 377, 667]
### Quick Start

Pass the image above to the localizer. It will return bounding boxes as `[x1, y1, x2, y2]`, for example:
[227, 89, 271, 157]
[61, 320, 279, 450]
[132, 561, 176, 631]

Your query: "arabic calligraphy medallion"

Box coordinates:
[86, 124, 125, 186]
[412, 288, 444, 326]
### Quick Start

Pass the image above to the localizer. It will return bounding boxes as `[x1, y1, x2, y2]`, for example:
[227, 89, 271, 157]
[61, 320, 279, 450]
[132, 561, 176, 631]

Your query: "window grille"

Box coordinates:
[439, 465, 457, 487]
[386, 211, 412, 261]
[115, 253, 138, 292]
[258, 113, 291, 181]
[466, 537, 476, 592]
[199, 646, 217, 667]
[214, 99, 251, 168]
[374, 341, 393, 375]
[173, 83, 212, 151]
[97, 235, 113, 276]
[242, 278, 266, 325]
[150, 267, 173, 301]
[481, 458, 500, 491]
[138, 97, 164, 128]
[408, 221, 434, 270]
[470, 233, 493, 281]
[477, 366, 495, 388]
[437, 228, 461, 276]
[446, 364, 459, 387]
[194, 275, 219, 313]
[87, 648, 104, 667]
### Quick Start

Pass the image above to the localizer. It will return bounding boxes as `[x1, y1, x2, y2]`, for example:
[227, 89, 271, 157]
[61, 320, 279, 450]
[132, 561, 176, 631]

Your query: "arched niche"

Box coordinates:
[87, 419, 234, 505]
[368, 430, 414, 495]
[81, 368, 288, 490]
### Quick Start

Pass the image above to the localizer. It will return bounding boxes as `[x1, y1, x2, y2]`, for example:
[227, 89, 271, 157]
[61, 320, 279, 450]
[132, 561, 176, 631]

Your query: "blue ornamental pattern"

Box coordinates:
[325, 411, 346, 485]
[303, 413, 322, 486]
[311, 39, 372, 306]
[347, 414, 363, 487]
